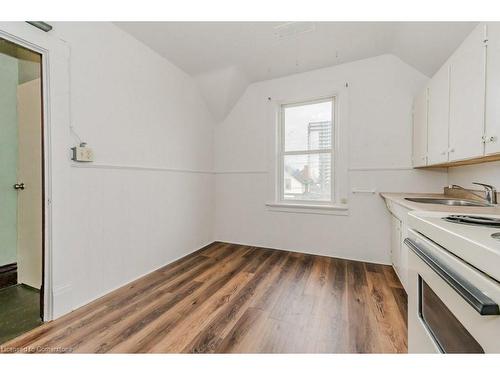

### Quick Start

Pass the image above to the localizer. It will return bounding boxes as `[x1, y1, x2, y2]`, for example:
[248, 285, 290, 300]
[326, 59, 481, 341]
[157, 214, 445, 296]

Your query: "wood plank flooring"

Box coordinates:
[1, 242, 407, 353]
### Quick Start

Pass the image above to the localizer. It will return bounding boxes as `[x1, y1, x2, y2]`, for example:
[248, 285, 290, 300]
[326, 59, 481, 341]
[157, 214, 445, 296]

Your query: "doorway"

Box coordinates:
[0, 37, 44, 344]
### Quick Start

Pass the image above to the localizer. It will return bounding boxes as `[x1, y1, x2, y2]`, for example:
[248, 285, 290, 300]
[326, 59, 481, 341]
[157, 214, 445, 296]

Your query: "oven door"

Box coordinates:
[406, 229, 500, 353]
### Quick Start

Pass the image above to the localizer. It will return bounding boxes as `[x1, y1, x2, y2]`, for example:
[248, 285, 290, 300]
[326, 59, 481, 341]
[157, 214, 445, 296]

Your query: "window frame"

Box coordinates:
[266, 89, 349, 215]
[277, 96, 336, 205]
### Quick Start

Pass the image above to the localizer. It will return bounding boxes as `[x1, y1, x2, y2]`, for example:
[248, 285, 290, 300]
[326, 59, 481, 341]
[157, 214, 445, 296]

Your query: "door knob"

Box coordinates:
[13, 182, 25, 190]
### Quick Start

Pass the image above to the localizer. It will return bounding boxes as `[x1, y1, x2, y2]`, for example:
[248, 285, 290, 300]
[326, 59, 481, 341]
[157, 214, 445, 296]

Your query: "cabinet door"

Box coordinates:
[399, 220, 409, 290]
[485, 23, 500, 155]
[427, 64, 450, 165]
[449, 25, 486, 161]
[391, 216, 402, 279]
[412, 88, 428, 167]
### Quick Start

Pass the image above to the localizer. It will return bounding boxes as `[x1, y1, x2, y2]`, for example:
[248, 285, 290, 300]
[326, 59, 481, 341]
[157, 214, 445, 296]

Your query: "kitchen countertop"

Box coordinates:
[380, 192, 500, 215]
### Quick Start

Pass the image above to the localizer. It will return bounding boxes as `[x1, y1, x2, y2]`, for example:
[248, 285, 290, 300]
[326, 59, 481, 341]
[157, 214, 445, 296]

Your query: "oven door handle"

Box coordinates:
[404, 238, 500, 316]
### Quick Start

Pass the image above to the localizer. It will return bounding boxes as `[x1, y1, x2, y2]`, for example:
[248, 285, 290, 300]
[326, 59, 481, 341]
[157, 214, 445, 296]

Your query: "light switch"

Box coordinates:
[71, 143, 94, 162]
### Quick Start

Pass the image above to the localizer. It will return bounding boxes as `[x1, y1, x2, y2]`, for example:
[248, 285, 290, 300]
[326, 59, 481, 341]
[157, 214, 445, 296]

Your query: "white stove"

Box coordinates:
[406, 211, 500, 353]
[408, 211, 500, 283]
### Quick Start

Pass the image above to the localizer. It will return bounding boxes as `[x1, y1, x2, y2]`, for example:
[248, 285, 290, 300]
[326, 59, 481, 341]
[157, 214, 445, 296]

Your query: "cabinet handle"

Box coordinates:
[404, 238, 500, 316]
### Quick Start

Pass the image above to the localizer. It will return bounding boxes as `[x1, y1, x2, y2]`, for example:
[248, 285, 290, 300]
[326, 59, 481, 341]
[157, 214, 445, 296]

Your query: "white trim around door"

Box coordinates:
[0, 22, 71, 321]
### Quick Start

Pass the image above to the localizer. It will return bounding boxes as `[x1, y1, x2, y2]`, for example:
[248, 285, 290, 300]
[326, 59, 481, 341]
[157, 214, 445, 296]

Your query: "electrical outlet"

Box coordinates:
[71, 143, 94, 162]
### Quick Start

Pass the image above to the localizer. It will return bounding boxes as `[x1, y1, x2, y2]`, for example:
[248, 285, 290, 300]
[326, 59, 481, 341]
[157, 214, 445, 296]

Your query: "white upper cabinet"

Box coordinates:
[485, 23, 500, 155]
[412, 88, 428, 167]
[448, 25, 486, 162]
[412, 23, 500, 167]
[427, 64, 450, 165]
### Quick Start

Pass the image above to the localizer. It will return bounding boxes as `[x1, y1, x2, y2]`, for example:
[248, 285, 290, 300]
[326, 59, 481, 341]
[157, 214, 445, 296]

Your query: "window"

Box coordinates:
[278, 98, 334, 204]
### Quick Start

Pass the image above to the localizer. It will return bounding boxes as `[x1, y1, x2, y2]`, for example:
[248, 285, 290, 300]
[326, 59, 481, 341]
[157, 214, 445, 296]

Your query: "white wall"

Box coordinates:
[215, 54, 448, 264]
[47, 22, 215, 315]
[448, 161, 500, 190]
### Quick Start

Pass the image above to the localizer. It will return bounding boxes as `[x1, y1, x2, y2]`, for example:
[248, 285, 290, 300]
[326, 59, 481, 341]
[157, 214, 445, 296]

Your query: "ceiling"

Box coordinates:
[115, 22, 477, 120]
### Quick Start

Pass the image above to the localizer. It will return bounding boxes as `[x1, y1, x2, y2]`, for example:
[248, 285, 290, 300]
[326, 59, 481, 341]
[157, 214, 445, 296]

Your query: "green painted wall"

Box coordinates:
[0, 53, 18, 266]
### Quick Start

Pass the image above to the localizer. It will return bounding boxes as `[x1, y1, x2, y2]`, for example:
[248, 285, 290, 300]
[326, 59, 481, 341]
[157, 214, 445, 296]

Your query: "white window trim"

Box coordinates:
[277, 97, 335, 205]
[265, 202, 348, 216]
[266, 89, 349, 215]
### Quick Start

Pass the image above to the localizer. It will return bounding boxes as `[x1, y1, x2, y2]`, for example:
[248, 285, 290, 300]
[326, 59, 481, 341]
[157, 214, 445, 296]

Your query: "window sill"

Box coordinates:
[265, 202, 349, 216]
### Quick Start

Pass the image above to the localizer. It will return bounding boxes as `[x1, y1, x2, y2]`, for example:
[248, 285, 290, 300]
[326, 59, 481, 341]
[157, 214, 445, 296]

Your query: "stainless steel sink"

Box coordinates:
[404, 197, 492, 207]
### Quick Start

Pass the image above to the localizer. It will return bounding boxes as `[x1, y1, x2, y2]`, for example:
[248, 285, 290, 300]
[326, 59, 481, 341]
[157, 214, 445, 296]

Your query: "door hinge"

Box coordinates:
[483, 135, 497, 143]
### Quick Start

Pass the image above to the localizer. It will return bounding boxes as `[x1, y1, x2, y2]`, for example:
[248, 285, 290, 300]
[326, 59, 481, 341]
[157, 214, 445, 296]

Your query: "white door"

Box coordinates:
[16, 78, 43, 289]
[427, 64, 450, 165]
[485, 23, 500, 155]
[412, 87, 428, 167]
[449, 24, 486, 162]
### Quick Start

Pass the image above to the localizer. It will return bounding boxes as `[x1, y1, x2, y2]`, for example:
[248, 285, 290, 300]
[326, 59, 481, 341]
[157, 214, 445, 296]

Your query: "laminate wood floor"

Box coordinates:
[1, 242, 407, 353]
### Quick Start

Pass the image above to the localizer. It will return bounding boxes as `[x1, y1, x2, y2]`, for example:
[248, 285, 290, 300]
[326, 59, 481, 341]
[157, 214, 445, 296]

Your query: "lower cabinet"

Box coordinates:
[391, 216, 402, 277]
[387, 202, 410, 290]
[399, 220, 409, 289]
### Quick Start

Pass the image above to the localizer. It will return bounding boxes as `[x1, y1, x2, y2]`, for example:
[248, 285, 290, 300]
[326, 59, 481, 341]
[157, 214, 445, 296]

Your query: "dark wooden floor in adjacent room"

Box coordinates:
[0, 284, 42, 344]
[3, 242, 407, 353]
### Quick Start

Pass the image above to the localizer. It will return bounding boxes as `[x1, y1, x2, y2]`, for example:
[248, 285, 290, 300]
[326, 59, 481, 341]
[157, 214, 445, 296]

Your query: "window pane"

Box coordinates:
[284, 100, 333, 152]
[283, 153, 332, 201]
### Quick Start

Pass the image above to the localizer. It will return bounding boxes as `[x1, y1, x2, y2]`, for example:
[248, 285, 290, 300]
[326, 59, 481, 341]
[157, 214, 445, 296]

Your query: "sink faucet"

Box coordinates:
[451, 183, 497, 205]
[473, 182, 498, 205]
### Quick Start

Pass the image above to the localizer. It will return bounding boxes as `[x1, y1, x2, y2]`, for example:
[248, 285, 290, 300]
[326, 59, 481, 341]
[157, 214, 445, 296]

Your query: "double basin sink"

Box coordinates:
[404, 197, 493, 207]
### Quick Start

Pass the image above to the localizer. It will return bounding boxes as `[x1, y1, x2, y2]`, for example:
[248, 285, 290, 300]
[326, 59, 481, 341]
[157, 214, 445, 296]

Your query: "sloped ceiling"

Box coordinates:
[196, 66, 249, 122]
[115, 22, 477, 121]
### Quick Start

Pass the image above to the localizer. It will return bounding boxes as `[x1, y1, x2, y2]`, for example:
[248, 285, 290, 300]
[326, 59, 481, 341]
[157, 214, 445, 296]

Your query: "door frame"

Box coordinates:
[0, 23, 71, 321]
